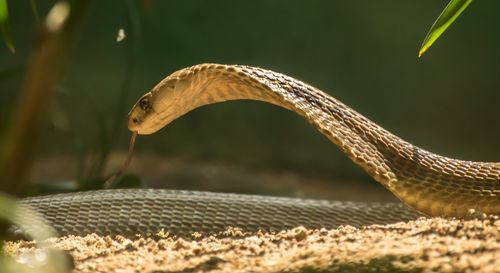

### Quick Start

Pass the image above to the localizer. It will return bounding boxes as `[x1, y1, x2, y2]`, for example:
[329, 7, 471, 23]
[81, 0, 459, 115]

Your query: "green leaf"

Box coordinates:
[0, 0, 15, 53]
[418, 0, 472, 57]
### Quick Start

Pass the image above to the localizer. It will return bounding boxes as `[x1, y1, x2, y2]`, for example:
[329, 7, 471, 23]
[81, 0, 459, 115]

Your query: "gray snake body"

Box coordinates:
[19, 189, 419, 237]
[17, 64, 500, 237]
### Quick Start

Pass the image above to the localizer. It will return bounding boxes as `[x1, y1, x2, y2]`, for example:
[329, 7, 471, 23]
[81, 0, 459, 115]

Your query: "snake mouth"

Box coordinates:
[128, 125, 156, 135]
[127, 111, 153, 134]
[127, 116, 142, 132]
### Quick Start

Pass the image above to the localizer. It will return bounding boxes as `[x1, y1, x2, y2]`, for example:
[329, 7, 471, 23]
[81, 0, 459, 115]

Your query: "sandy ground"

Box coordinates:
[6, 156, 497, 272]
[4, 216, 499, 273]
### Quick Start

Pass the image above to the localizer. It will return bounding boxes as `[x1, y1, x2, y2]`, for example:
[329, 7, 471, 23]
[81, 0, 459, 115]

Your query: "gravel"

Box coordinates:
[4, 216, 499, 273]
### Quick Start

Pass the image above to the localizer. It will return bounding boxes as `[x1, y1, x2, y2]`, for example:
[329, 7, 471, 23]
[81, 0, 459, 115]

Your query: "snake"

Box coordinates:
[16, 64, 500, 237]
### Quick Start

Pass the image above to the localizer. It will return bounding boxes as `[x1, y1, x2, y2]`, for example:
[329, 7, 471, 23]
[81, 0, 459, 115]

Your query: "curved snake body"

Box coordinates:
[19, 64, 500, 237]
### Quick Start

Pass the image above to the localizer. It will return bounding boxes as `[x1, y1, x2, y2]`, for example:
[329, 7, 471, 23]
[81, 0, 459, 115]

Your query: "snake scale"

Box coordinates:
[18, 64, 500, 237]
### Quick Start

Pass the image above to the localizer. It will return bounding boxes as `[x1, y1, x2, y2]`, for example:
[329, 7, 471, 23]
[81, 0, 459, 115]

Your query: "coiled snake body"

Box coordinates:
[20, 64, 500, 237]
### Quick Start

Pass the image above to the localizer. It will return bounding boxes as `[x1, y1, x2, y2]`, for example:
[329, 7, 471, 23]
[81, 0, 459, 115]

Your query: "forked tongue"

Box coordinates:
[104, 131, 138, 188]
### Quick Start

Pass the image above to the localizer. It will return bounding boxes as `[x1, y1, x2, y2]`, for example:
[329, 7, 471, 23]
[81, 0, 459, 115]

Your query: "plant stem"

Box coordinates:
[0, 0, 91, 196]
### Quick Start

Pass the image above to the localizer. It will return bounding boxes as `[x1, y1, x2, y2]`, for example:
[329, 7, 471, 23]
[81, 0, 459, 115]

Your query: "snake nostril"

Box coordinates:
[132, 118, 139, 124]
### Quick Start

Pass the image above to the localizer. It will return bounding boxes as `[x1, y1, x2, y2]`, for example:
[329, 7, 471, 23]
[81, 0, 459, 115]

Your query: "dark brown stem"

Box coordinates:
[0, 1, 91, 196]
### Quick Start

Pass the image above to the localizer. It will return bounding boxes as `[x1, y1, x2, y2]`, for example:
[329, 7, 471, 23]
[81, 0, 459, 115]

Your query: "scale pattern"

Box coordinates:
[127, 64, 499, 217]
[18, 189, 420, 237]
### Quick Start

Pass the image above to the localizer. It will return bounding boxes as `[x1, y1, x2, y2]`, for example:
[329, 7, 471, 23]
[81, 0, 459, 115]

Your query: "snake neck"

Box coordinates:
[154, 64, 499, 217]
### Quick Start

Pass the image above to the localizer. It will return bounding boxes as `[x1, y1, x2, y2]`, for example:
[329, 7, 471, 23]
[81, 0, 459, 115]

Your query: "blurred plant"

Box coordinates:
[0, 0, 90, 195]
[0, 0, 14, 53]
[0, 193, 71, 273]
[0, 0, 142, 195]
[0, 1, 88, 270]
[419, 0, 473, 57]
[30, 0, 40, 22]
[0, 0, 41, 53]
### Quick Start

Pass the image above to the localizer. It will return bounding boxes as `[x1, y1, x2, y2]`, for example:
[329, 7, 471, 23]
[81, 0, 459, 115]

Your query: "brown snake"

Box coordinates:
[128, 64, 499, 217]
[18, 64, 500, 237]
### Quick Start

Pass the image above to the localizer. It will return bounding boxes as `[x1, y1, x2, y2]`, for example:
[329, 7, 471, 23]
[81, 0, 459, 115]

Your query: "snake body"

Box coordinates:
[19, 64, 500, 237]
[19, 189, 419, 237]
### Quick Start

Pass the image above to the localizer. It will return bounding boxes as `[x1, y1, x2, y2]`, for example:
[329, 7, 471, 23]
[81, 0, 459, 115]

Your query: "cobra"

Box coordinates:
[19, 64, 500, 237]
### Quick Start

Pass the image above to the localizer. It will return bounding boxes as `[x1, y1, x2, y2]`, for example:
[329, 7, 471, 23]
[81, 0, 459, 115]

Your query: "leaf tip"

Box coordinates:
[417, 0, 473, 58]
[418, 48, 426, 58]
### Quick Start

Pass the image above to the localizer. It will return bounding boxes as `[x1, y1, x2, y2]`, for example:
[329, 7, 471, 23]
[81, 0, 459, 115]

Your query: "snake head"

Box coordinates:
[128, 92, 156, 134]
[128, 76, 193, 135]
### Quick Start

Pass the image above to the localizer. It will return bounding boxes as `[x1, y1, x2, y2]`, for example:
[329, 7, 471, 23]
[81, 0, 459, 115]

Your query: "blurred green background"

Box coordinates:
[1, 0, 499, 199]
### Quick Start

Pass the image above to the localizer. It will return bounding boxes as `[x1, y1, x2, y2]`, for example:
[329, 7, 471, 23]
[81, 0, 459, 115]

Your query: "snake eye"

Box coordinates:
[139, 97, 150, 111]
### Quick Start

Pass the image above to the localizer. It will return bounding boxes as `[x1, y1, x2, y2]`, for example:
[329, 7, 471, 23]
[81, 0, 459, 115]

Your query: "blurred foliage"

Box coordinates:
[0, 0, 142, 194]
[0, 0, 98, 196]
[0, 0, 15, 53]
[0, 193, 71, 273]
[30, 0, 40, 23]
[419, 0, 473, 57]
[0, 0, 40, 53]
